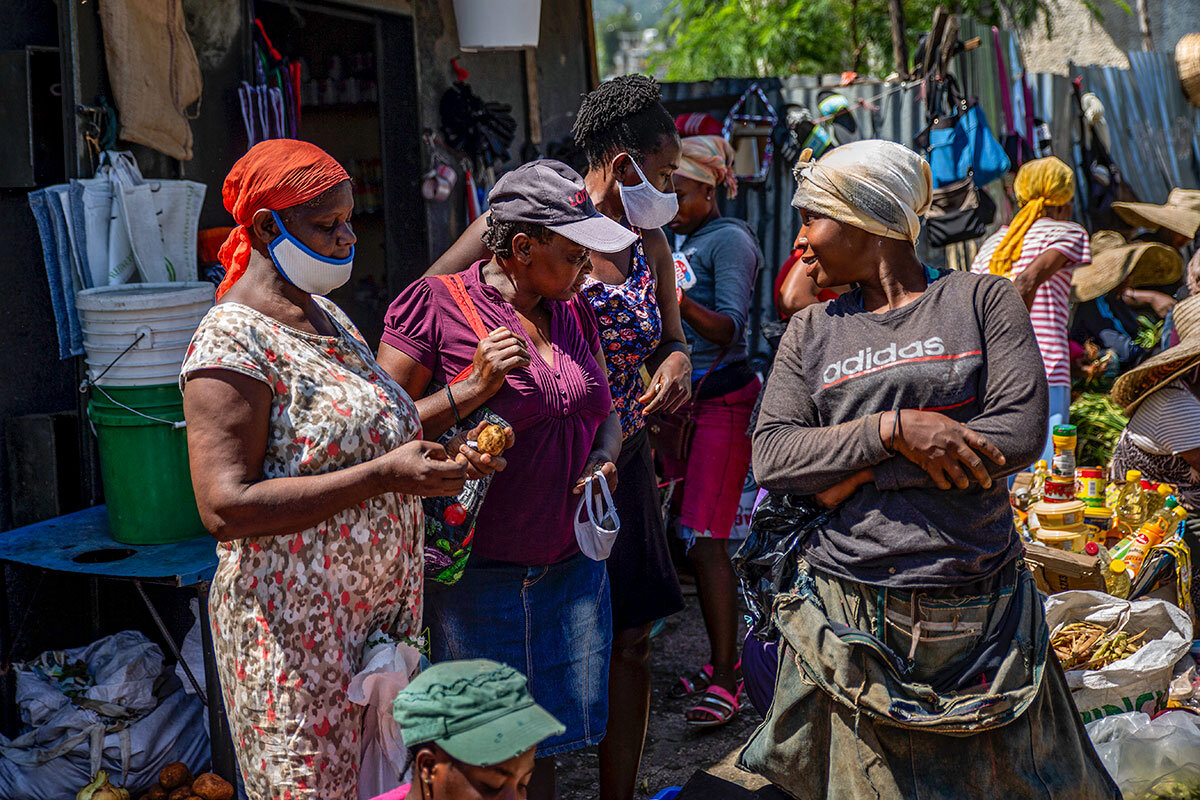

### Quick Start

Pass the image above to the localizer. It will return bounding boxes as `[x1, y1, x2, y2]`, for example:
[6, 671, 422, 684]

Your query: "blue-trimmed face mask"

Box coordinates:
[262, 209, 354, 296]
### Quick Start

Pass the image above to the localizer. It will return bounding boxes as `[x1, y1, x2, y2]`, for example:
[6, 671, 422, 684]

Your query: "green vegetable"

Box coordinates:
[1134, 314, 1164, 349]
[1069, 393, 1128, 466]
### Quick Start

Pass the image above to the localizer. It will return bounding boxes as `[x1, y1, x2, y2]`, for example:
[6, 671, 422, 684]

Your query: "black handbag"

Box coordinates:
[924, 174, 996, 247]
[646, 348, 728, 462]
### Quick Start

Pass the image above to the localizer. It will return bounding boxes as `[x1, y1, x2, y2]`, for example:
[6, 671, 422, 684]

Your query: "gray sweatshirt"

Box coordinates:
[753, 269, 1048, 588]
[676, 218, 761, 374]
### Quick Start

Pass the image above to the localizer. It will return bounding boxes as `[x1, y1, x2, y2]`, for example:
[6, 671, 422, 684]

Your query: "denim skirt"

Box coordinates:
[424, 552, 612, 757]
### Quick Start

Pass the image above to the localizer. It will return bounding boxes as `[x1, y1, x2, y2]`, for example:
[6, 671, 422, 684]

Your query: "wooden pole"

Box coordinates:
[1134, 0, 1153, 51]
[888, 0, 910, 78]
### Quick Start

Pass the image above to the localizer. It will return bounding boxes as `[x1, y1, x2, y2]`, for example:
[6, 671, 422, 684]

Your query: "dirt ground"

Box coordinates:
[556, 588, 769, 799]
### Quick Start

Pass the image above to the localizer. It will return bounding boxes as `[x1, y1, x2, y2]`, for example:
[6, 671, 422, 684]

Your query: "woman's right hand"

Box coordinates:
[882, 410, 1006, 490]
[377, 440, 468, 497]
[467, 327, 531, 395]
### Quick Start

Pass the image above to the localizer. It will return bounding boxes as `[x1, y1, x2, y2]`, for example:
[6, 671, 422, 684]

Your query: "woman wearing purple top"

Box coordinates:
[425, 76, 689, 800]
[378, 160, 626, 800]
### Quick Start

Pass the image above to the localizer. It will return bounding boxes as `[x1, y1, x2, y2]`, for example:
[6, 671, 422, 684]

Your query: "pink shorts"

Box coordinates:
[661, 378, 760, 540]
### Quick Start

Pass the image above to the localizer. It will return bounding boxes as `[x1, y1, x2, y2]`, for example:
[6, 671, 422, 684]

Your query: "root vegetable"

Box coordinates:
[159, 763, 193, 790]
[475, 424, 506, 456]
[192, 773, 234, 800]
[167, 787, 193, 800]
[143, 787, 168, 800]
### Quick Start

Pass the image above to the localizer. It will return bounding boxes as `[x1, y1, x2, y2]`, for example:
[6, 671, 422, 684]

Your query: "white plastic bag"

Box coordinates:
[0, 630, 208, 799]
[573, 470, 621, 561]
[349, 633, 422, 800]
[1086, 710, 1200, 798]
[1044, 591, 1193, 724]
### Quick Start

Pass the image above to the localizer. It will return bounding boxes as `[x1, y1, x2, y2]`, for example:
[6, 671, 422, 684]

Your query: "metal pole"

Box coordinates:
[131, 580, 206, 702]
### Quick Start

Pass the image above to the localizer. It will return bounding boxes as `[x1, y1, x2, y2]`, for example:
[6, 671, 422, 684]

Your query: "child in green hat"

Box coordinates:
[372, 659, 565, 800]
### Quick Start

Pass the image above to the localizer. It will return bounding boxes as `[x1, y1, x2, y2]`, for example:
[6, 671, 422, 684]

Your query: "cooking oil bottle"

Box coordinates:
[1029, 459, 1049, 503]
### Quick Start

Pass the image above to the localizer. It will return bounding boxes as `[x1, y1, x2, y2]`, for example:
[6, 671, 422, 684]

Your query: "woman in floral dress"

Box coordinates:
[181, 140, 495, 800]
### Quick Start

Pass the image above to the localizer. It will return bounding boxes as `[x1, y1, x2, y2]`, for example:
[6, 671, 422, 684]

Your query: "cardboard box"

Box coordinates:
[1023, 541, 1106, 594]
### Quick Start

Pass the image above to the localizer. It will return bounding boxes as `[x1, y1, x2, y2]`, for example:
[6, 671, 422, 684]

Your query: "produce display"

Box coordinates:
[134, 764, 233, 800]
[1051, 620, 1147, 671]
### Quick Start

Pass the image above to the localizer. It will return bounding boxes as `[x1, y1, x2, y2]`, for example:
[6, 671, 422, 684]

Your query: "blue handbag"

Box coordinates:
[916, 77, 1011, 188]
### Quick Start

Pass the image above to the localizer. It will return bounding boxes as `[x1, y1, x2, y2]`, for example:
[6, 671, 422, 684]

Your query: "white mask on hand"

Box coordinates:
[617, 156, 679, 229]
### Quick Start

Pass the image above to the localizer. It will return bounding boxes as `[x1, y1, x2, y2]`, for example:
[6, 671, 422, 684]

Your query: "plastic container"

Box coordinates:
[1031, 498, 1087, 529]
[88, 384, 206, 544]
[1075, 467, 1106, 507]
[1044, 475, 1075, 502]
[1035, 525, 1087, 553]
[451, 0, 541, 50]
[76, 282, 213, 387]
[1083, 505, 1117, 546]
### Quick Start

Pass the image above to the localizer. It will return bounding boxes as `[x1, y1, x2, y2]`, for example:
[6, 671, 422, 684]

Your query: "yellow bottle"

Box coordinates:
[1030, 460, 1049, 503]
[1114, 470, 1147, 536]
[1105, 558, 1133, 599]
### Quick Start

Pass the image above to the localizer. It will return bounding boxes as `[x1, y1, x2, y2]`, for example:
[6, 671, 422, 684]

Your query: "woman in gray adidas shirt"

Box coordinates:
[740, 140, 1117, 800]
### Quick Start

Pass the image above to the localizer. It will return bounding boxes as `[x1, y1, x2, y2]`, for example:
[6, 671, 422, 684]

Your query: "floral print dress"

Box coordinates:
[580, 230, 662, 437]
[181, 297, 423, 800]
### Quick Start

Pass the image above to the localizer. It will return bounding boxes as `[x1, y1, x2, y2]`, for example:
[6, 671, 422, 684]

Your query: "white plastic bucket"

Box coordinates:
[75, 282, 214, 386]
[451, 0, 540, 50]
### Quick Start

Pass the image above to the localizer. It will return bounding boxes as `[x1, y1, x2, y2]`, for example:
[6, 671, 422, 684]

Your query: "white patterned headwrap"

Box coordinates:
[790, 139, 932, 243]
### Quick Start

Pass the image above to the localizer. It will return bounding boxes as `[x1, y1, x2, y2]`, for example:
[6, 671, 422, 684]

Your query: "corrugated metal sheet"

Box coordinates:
[1080, 52, 1200, 204]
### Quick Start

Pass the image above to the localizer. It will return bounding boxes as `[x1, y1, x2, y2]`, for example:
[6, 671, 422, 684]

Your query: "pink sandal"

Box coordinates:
[672, 663, 714, 698]
[686, 683, 742, 727]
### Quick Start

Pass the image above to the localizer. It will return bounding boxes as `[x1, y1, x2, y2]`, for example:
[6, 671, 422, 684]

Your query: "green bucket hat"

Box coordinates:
[393, 660, 564, 767]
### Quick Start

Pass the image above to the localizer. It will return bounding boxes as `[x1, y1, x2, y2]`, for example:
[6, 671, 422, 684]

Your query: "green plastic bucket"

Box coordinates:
[88, 383, 206, 544]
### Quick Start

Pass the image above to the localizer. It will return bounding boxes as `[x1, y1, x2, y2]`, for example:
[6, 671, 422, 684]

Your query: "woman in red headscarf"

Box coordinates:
[180, 140, 501, 800]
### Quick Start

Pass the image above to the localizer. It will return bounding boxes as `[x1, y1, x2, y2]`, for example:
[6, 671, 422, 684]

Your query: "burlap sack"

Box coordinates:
[99, 0, 203, 161]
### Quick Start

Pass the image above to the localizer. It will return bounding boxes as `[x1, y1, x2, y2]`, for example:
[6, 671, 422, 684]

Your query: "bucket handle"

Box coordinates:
[87, 384, 186, 430]
[79, 331, 146, 394]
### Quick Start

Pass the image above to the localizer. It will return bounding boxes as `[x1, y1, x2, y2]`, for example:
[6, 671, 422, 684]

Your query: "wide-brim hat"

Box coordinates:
[1110, 293, 1200, 414]
[1111, 188, 1200, 240]
[1070, 230, 1183, 303]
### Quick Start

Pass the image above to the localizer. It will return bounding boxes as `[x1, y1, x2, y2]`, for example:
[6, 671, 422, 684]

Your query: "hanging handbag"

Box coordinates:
[646, 348, 728, 462]
[421, 274, 510, 586]
[924, 174, 997, 247]
[914, 76, 1010, 188]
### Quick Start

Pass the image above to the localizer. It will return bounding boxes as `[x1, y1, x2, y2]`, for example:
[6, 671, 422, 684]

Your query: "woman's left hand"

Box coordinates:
[573, 452, 618, 495]
[445, 421, 513, 480]
[640, 351, 692, 414]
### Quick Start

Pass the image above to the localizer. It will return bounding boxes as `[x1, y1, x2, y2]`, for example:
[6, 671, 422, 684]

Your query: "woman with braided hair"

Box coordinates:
[420, 74, 690, 800]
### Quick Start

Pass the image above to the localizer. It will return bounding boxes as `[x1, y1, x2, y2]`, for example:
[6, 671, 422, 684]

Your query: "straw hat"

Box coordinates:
[1110, 294, 1200, 414]
[1070, 230, 1184, 303]
[1111, 188, 1200, 240]
[1177, 32, 1200, 108]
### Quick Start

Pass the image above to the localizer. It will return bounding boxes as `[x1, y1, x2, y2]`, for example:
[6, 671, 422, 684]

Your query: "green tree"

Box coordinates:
[597, 4, 642, 79]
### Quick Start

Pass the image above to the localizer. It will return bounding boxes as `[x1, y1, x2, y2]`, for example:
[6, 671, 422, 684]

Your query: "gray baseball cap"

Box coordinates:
[487, 159, 637, 253]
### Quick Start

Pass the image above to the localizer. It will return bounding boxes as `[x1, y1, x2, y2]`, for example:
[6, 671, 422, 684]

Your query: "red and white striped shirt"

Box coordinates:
[971, 218, 1090, 387]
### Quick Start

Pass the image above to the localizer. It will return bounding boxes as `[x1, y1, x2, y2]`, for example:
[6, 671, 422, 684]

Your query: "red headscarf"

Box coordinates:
[216, 139, 350, 299]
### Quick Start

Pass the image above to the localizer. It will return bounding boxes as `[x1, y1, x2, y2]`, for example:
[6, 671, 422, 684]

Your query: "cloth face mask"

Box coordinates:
[262, 209, 354, 296]
[574, 471, 621, 561]
[618, 156, 679, 229]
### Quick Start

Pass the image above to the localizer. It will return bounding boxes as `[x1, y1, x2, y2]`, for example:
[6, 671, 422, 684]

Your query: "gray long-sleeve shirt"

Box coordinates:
[753, 269, 1048, 588]
[676, 218, 761, 373]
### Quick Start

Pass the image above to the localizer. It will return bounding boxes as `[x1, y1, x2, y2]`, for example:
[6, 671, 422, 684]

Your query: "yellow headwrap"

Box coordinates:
[676, 135, 738, 198]
[987, 156, 1075, 277]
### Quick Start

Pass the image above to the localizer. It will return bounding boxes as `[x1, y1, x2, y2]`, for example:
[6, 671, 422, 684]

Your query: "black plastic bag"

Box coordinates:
[732, 491, 830, 640]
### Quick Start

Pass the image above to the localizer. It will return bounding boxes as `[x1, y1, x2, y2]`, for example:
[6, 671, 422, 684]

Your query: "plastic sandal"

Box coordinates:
[685, 683, 741, 728]
[671, 663, 713, 698]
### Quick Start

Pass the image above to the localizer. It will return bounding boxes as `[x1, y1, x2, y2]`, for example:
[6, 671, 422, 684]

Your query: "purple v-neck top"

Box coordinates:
[382, 261, 612, 566]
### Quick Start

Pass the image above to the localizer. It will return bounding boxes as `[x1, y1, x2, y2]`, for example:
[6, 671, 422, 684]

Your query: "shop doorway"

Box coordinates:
[254, 1, 425, 346]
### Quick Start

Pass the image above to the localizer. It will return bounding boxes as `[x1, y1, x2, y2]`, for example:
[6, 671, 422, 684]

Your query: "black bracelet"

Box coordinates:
[445, 384, 463, 426]
[886, 409, 901, 454]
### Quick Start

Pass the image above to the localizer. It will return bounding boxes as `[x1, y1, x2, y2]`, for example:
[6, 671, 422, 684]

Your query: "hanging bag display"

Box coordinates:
[421, 274, 509, 585]
[573, 470, 621, 561]
[924, 174, 997, 247]
[915, 76, 1010, 188]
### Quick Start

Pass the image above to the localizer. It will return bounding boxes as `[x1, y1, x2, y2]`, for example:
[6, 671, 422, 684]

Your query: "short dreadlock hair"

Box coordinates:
[572, 74, 679, 170]
[480, 213, 551, 259]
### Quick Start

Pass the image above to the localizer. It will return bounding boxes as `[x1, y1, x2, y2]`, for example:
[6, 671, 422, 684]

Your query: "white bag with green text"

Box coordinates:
[1044, 591, 1193, 724]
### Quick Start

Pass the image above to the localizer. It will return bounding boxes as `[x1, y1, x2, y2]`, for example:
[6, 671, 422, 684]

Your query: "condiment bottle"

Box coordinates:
[1050, 425, 1077, 478]
[1123, 507, 1186, 575]
[1030, 459, 1049, 504]
[1114, 470, 1147, 536]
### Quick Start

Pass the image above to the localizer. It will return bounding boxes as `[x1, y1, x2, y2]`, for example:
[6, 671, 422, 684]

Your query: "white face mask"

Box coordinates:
[262, 210, 354, 296]
[617, 155, 679, 229]
[573, 471, 621, 561]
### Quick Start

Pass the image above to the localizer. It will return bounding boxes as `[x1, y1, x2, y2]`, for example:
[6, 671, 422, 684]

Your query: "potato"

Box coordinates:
[476, 424, 507, 456]
[159, 763, 193, 790]
[142, 787, 168, 800]
[167, 787, 193, 800]
[191, 774, 234, 800]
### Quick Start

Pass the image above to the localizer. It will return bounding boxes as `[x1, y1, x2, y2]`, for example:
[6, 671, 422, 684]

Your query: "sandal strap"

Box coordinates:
[676, 663, 714, 694]
[687, 685, 740, 723]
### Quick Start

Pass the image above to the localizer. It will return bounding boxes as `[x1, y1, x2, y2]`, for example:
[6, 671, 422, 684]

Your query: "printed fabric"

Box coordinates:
[972, 217, 1091, 387]
[738, 560, 1120, 799]
[581, 230, 662, 437]
[180, 297, 424, 800]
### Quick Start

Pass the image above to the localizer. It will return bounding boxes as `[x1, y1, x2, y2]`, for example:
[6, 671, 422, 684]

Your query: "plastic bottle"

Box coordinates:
[1143, 482, 1171, 518]
[1150, 495, 1183, 529]
[1085, 541, 1132, 598]
[1051, 425, 1077, 478]
[1123, 506, 1186, 575]
[1114, 470, 1147, 536]
[1029, 460, 1049, 504]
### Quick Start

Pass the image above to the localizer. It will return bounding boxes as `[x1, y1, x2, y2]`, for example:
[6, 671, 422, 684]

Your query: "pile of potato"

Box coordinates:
[138, 763, 233, 800]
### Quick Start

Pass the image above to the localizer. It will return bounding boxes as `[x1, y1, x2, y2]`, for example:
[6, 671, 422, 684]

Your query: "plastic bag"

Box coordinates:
[0, 630, 208, 799]
[1086, 710, 1200, 799]
[1044, 591, 1193, 723]
[349, 632, 422, 800]
[732, 491, 829, 640]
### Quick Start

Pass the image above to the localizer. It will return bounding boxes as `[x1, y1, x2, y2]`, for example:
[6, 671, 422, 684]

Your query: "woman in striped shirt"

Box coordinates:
[971, 157, 1091, 463]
